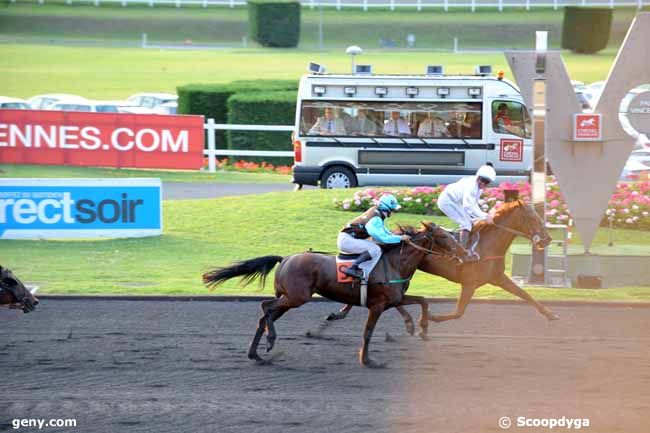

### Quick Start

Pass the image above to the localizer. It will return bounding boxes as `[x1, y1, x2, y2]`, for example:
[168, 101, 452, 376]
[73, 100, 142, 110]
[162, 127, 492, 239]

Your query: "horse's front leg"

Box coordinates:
[397, 296, 429, 339]
[429, 284, 476, 323]
[495, 274, 560, 321]
[359, 304, 385, 368]
[326, 303, 353, 321]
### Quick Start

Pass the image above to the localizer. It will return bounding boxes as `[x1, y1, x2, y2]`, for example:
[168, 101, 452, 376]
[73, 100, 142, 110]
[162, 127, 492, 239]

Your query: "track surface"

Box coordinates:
[2, 300, 649, 433]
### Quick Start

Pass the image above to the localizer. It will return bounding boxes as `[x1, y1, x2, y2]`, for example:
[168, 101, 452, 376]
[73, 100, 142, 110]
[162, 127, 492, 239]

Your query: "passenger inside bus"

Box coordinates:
[308, 107, 346, 135]
[352, 109, 382, 135]
[383, 111, 411, 136]
[417, 112, 451, 138]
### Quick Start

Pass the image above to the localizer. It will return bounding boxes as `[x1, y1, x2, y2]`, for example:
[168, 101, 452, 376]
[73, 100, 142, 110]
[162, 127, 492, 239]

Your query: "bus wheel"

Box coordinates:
[320, 166, 357, 189]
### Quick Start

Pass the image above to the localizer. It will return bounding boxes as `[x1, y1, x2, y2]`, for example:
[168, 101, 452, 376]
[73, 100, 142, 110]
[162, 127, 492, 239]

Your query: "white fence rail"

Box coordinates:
[203, 119, 294, 173]
[13, 0, 647, 9]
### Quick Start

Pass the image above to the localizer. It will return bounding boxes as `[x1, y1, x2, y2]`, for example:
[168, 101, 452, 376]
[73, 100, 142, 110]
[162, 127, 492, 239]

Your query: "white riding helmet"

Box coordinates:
[476, 165, 496, 183]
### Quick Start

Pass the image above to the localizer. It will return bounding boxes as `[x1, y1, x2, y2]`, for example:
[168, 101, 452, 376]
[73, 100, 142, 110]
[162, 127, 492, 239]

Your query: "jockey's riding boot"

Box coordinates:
[343, 251, 371, 279]
[460, 229, 479, 262]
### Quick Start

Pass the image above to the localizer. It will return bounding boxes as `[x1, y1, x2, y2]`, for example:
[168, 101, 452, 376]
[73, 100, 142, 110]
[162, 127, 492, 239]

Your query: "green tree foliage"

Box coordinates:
[248, 1, 301, 48]
[561, 7, 613, 54]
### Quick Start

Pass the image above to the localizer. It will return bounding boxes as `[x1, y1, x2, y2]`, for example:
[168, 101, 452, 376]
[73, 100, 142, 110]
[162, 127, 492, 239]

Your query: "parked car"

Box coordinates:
[575, 91, 592, 110]
[620, 158, 650, 181]
[27, 94, 87, 110]
[0, 96, 30, 109]
[126, 93, 177, 110]
[153, 101, 178, 115]
[48, 99, 125, 113]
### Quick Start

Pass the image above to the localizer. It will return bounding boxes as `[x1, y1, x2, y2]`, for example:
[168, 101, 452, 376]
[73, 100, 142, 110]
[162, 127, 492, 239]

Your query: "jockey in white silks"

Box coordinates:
[337, 194, 410, 282]
[437, 164, 497, 260]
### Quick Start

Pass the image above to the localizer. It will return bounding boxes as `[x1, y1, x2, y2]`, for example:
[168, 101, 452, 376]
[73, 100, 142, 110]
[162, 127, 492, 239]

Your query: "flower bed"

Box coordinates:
[205, 158, 292, 175]
[333, 179, 650, 231]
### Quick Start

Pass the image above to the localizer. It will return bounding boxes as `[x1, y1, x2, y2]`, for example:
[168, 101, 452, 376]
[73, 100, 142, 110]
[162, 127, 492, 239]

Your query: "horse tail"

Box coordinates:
[202, 255, 284, 290]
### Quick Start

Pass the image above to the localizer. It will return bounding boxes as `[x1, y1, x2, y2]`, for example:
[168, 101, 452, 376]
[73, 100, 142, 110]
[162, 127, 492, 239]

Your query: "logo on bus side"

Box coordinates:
[499, 138, 523, 162]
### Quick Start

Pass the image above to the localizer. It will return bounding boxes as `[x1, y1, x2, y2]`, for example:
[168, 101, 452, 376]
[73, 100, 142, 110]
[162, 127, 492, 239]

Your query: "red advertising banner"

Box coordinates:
[0, 110, 205, 170]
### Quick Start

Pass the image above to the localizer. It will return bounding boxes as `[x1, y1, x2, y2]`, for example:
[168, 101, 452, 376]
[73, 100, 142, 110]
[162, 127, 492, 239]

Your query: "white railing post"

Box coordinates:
[206, 118, 217, 173]
[176, 0, 181, 7]
[417, 0, 421, 11]
[498, 0, 503, 12]
[94, 0, 100, 6]
[122, 0, 127, 7]
[229, 0, 234, 7]
[471, 0, 475, 12]
[202, 0, 207, 7]
[638, 0, 643, 9]
[553, 0, 558, 11]
[526, 0, 530, 11]
[444, 0, 448, 12]
[390, 0, 394, 11]
[310, 0, 314, 10]
[149, 0, 154, 7]
[363, 0, 367, 11]
[609, 0, 613, 8]
[337, 0, 341, 10]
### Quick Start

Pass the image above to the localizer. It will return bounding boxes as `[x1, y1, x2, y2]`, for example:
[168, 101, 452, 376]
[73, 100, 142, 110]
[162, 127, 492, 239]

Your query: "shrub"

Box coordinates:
[227, 90, 297, 166]
[561, 7, 612, 54]
[177, 80, 298, 148]
[248, 1, 301, 48]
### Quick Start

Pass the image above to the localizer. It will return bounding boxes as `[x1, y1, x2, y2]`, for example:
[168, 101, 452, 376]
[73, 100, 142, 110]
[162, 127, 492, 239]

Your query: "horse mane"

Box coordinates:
[394, 224, 419, 236]
[472, 199, 525, 234]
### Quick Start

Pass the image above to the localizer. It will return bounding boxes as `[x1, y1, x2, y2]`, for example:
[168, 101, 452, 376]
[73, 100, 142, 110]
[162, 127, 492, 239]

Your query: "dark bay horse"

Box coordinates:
[326, 200, 559, 332]
[202, 222, 464, 368]
[0, 266, 39, 313]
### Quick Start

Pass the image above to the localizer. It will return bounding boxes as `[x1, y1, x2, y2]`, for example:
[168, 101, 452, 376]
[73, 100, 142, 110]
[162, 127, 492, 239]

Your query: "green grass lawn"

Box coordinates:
[0, 44, 620, 99]
[1, 187, 648, 300]
[1, 5, 644, 98]
[0, 164, 291, 184]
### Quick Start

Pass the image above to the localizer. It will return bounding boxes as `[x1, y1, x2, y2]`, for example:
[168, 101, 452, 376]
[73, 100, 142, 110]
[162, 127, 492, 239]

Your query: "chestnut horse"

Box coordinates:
[0, 266, 39, 313]
[202, 222, 464, 368]
[325, 200, 559, 334]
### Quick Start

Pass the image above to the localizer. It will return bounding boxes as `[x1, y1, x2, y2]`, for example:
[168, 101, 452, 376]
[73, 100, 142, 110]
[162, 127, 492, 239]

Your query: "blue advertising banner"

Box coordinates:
[0, 179, 162, 239]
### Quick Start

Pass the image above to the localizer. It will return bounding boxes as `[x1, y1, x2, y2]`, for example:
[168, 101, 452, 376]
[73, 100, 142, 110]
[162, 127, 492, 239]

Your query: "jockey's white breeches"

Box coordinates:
[337, 232, 382, 281]
[437, 190, 473, 231]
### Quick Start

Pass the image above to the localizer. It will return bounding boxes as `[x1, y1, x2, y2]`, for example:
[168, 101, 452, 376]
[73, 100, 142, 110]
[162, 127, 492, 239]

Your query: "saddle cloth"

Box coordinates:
[335, 252, 359, 283]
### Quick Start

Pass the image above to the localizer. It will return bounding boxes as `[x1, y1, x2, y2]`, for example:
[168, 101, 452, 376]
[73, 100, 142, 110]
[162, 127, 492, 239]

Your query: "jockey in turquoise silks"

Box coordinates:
[337, 194, 410, 281]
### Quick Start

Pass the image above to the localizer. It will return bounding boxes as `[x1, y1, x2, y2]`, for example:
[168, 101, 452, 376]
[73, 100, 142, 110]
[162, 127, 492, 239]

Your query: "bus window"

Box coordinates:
[300, 101, 482, 139]
[492, 101, 531, 138]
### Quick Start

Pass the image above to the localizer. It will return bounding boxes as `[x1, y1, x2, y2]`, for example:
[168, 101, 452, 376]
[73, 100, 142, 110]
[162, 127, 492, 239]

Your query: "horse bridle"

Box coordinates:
[405, 229, 462, 262]
[492, 207, 549, 246]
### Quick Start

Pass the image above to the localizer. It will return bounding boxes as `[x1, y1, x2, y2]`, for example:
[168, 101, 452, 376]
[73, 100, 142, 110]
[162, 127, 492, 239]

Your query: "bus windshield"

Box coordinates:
[299, 101, 483, 139]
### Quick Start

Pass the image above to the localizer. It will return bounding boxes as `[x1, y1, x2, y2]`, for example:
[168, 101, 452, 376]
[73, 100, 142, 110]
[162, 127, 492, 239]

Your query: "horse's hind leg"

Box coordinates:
[326, 304, 353, 321]
[248, 299, 275, 362]
[398, 296, 429, 339]
[395, 305, 415, 336]
[265, 305, 291, 353]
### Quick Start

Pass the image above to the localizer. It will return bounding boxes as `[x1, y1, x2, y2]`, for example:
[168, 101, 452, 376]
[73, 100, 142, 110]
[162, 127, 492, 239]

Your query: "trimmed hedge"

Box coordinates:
[561, 7, 612, 54]
[177, 80, 297, 148]
[248, 1, 300, 48]
[227, 90, 297, 166]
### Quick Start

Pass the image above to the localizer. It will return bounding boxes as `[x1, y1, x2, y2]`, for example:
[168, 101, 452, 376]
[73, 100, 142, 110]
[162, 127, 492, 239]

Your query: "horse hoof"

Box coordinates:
[266, 339, 276, 352]
[361, 359, 386, 369]
[405, 322, 415, 336]
[546, 312, 560, 321]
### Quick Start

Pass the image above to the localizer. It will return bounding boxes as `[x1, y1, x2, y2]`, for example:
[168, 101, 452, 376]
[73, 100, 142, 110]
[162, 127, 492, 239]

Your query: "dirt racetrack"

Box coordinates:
[2, 299, 650, 433]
